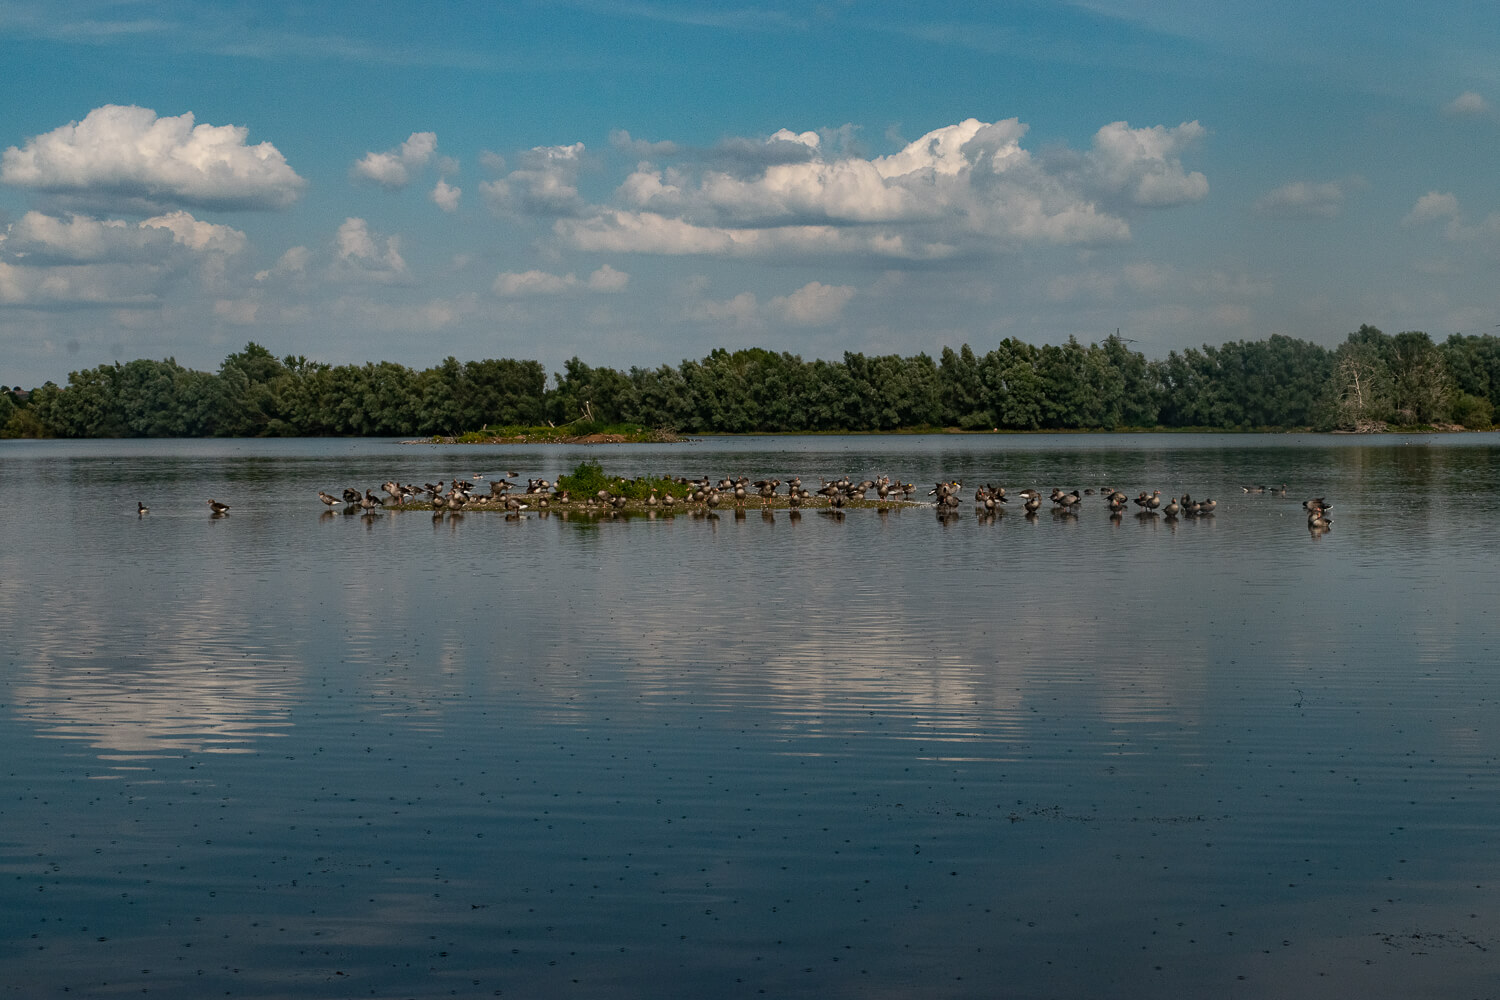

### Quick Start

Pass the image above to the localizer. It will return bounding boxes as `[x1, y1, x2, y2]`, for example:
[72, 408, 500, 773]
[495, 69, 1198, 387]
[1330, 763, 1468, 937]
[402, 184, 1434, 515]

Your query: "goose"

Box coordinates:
[1162, 497, 1181, 518]
[207, 499, 230, 515]
[1023, 495, 1042, 514]
[138, 501, 149, 515]
[318, 490, 341, 508]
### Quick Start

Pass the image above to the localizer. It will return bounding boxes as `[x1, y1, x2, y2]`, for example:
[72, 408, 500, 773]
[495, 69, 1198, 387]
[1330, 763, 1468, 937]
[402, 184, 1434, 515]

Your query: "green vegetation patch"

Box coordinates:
[557, 461, 686, 500]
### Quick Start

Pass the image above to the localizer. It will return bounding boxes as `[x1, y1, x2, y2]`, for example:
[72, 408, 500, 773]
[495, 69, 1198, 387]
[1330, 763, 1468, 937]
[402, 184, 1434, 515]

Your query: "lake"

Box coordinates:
[2, 432, 1499, 998]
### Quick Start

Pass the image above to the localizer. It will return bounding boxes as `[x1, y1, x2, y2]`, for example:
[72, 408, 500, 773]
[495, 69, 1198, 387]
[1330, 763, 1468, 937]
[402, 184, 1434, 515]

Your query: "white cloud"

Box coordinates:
[557, 210, 956, 259]
[493, 264, 631, 296]
[770, 281, 854, 324]
[687, 291, 760, 326]
[1, 209, 244, 265]
[431, 178, 461, 212]
[0, 258, 160, 306]
[1404, 193, 1500, 245]
[609, 128, 680, 159]
[4, 211, 162, 262]
[586, 264, 629, 292]
[141, 210, 247, 253]
[480, 142, 587, 217]
[1255, 179, 1348, 219]
[1444, 91, 1490, 117]
[351, 131, 438, 189]
[333, 217, 406, 282]
[254, 245, 310, 282]
[1084, 121, 1208, 208]
[0, 104, 304, 211]
[553, 117, 1205, 260]
[1402, 191, 1460, 227]
[494, 269, 576, 296]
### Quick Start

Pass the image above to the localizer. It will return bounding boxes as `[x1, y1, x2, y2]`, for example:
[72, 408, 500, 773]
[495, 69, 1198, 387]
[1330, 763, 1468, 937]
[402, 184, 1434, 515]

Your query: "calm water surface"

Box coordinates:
[2, 433, 1498, 998]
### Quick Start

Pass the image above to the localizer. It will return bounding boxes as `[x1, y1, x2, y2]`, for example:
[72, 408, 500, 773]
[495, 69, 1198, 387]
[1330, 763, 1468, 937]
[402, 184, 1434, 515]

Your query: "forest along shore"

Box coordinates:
[7, 323, 1496, 438]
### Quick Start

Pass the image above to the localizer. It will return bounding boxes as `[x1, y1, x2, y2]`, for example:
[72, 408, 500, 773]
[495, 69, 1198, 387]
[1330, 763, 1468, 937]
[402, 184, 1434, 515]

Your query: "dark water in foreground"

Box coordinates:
[2, 433, 1498, 999]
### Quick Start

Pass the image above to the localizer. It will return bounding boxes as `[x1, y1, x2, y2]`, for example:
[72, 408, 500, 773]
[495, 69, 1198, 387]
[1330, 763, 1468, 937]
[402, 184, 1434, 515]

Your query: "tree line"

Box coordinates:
[4, 325, 1497, 439]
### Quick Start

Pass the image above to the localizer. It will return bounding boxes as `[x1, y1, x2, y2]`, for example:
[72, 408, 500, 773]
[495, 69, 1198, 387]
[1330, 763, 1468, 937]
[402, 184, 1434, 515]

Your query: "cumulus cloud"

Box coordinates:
[0, 208, 247, 308]
[587, 264, 629, 292]
[769, 281, 854, 324]
[480, 142, 587, 217]
[254, 245, 310, 282]
[1444, 91, 1490, 117]
[1402, 191, 1460, 227]
[609, 129, 680, 159]
[431, 178, 461, 212]
[4, 211, 168, 262]
[141, 210, 247, 253]
[1083, 121, 1208, 207]
[1401, 192, 1500, 244]
[351, 131, 438, 189]
[550, 116, 1205, 260]
[494, 269, 575, 296]
[1255, 179, 1351, 219]
[493, 264, 630, 296]
[686, 291, 760, 327]
[333, 217, 406, 282]
[2, 209, 244, 263]
[0, 104, 304, 212]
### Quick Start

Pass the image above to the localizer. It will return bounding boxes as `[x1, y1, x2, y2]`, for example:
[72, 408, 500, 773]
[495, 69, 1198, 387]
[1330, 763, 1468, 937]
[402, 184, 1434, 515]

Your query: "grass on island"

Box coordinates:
[556, 460, 685, 500]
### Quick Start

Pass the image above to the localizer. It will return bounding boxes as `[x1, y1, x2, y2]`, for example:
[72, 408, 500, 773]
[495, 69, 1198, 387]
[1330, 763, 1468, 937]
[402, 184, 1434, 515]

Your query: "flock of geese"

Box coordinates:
[288, 472, 1336, 528]
[134, 474, 1328, 532]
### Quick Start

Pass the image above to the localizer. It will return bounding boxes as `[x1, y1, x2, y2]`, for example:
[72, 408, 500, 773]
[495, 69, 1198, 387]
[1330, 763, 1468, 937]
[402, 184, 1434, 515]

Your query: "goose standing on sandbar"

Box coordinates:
[207, 499, 230, 516]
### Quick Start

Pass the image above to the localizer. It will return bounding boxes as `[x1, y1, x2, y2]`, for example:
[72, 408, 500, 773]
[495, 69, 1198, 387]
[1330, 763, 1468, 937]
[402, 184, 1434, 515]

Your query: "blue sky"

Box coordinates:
[2, 1, 1498, 388]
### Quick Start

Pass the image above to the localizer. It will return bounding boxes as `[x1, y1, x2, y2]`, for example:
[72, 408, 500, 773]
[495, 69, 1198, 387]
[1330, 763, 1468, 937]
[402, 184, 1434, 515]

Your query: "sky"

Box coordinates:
[2, 1, 1499, 389]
